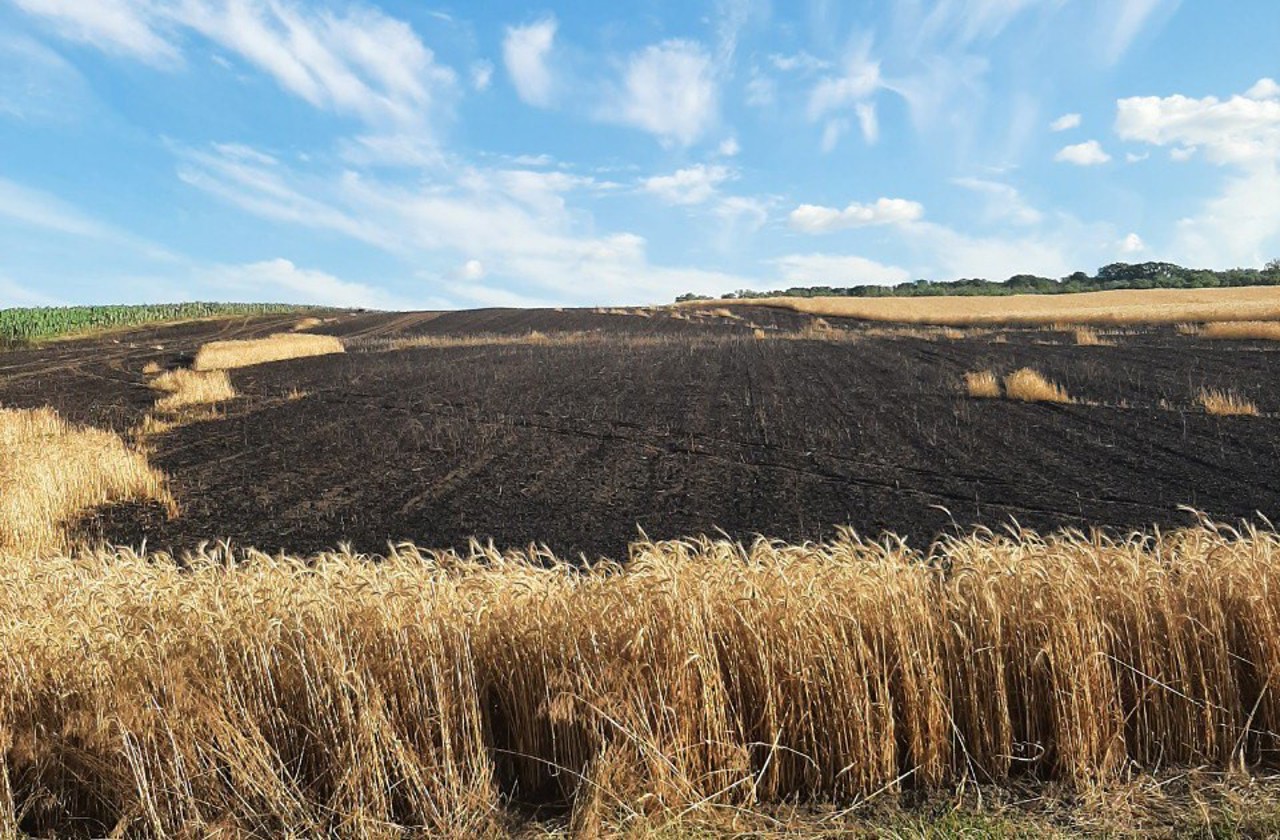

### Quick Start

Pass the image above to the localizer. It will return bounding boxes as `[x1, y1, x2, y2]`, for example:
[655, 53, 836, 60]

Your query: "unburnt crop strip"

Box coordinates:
[5, 525, 1280, 836]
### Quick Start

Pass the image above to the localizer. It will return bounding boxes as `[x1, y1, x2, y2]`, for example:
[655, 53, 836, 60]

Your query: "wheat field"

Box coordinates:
[721, 287, 1280, 326]
[4, 524, 1280, 836]
[194, 332, 345, 370]
[0, 408, 174, 556]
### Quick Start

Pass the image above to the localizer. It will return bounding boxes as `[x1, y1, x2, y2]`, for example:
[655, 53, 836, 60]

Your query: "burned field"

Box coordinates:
[3, 305, 1278, 558]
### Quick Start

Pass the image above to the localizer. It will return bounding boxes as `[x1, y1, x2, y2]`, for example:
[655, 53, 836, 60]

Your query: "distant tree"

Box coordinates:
[1266, 258, 1280, 273]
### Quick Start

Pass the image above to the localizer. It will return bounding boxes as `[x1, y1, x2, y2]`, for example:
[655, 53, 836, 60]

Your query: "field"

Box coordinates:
[717, 285, 1280, 326]
[2, 305, 1273, 558]
[0, 303, 318, 344]
[4, 300, 1280, 835]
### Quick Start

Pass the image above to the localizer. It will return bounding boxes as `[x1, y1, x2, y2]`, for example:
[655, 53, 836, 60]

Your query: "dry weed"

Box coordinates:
[1003, 368, 1073, 403]
[965, 370, 1001, 398]
[1074, 327, 1112, 346]
[194, 333, 344, 370]
[1199, 388, 1259, 416]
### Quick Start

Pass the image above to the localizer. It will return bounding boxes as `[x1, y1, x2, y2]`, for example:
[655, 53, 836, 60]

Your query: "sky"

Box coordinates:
[0, 1, 1278, 309]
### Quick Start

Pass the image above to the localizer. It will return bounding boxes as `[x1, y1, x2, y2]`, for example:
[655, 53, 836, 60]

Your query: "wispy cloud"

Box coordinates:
[502, 17, 557, 106]
[600, 40, 719, 146]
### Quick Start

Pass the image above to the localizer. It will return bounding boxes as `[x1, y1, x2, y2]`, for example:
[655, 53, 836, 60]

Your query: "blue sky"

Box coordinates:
[0, 0, 1278, 308]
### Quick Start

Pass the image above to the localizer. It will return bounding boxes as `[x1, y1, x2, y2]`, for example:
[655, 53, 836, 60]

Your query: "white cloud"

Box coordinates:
[952, 177, 1041, 226]
[772, 253, 910, 286]
[642, 165, 733, 205]
[1054, 139, 1111, 165]
[1246, 78, 1280, 101]
[1119, 232, 1145, 254]
[14, 0, 459, 133]
[807, 43, 880, 123]
[1117, 80, 1280, 268]
[717, 137, 741, 156]
[470, 60, 494, 92]
[457, 259, 485, 280]
[177, 142, 755, 305]
[11, 0, 177, 63]
[1125, 151, 1149, 163]
[502, 18, 557, 107]
[1171, 166, 1280, 269]
[603, 40, 718, 146]
[1116, 84, 1280, 165]
[715, 196, 767, 228]
[1050, 112, 1081, 131]
[788, 198, 924, 233]
[204, 258, 410, 309]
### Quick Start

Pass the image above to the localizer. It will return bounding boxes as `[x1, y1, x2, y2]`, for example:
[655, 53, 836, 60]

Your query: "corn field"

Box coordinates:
[4, 523, 1280, 837]
[0, 303, 318, 344]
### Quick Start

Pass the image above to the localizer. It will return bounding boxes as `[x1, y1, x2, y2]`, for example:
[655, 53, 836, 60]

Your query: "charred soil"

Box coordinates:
[5, 306, 1278, 557]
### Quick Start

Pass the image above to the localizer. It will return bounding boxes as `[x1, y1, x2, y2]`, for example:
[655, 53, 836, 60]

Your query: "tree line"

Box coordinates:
[677, 259, 1280, 302]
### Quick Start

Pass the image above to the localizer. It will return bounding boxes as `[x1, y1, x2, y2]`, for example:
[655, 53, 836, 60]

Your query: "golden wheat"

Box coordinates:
[0, 407, 174, 556]
[3, 524, 1280, 835]
[193, 332, 344, 370]
[718, 286, 1280, 326]
[149, 368, 237, 412]
[1200, 321, 1280, 341]
[1003, 368, 1073, 403]
[1199, 388, 1259, 416]
[965, 370, 1001, 398]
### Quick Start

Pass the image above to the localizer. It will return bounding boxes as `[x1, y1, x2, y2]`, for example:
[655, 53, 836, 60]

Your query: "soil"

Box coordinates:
[4, 306, 1279, 559]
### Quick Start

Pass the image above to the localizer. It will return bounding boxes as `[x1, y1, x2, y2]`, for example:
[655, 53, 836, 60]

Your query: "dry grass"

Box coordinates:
[719, 286, 1280, 326]
[193, 332, 344, 370]
[371, 330, 590, 351]
[1003, 368, 1073, 403]
[1073, 327, 1112, 346]
[964, 370, 1001, 398]
[1200, 320, 1280, 341]
[149, 368, 238, 412]
[141, 361, 162, 375]
[1199, 388, 1259, 417]
[291, 316, 324, 331]
[5, 524, 1280, 835]
[0, 407, 174, 556]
